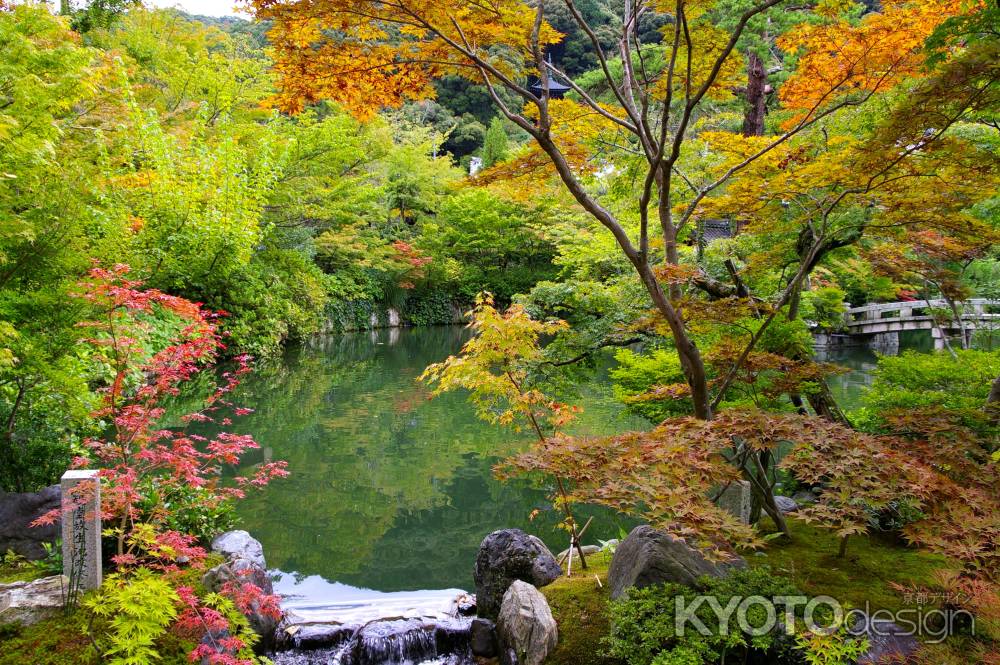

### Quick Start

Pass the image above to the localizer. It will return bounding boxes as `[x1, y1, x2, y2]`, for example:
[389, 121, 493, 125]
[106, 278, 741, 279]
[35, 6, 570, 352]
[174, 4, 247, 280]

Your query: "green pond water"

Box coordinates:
[231, 326, 643, 595]
[225, 326, 934, 600]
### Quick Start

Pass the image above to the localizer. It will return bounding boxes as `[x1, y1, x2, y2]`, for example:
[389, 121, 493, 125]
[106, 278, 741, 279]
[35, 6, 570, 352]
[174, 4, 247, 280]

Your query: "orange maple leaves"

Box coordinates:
[779, 0, 970, 121]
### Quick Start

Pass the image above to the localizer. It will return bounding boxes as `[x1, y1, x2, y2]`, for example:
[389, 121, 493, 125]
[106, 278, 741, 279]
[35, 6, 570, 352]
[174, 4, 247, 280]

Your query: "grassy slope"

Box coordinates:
[541, 518, 956, 665]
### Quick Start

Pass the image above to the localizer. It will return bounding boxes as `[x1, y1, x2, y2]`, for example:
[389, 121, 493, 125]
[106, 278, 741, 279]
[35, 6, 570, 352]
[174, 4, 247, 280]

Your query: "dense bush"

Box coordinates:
[606, 567, 865, 665]
[859, 349, 1000, 437]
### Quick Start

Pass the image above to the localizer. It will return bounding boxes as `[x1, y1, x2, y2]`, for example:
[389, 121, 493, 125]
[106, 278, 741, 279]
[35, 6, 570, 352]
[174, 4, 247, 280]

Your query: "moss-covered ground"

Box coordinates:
[541, 552, 618, 665]
[540, 518, 965, 665]
[748, 518, 952, 614]
[0, 558, 49, 584]
[0, 557, 217, 665]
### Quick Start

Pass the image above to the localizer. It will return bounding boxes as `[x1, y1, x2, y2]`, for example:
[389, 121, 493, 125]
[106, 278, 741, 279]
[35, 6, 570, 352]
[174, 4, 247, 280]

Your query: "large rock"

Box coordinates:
[496, 580, 558, 665]
[0, 575, 66, 626]
[0, 486, 60, 560]
[791, 490, 817, 506]
[850, 612, 919, 664]
[474, 529, 561, 620]
[211, 530, 266, 569]
[608, 525, 745, 600]
[203, 557, 273, 595]
[207, 530, 277, 649]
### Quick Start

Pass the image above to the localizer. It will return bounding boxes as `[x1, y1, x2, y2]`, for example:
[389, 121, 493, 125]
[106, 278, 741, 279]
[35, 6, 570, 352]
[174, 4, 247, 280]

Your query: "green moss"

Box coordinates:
[540, 522, 961, 665]
[0, 559, 221, 665]
[747, 518, 953, 613]
[541, 553, 622, 665]
[0, 565, 47, 584]
[0, 611, 196, 665]
[0, 612, 94, 665]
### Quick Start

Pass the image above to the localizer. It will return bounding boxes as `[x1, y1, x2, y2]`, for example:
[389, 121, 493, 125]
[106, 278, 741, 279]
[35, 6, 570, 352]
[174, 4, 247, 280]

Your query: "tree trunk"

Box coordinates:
[635, 260, 713, 420]
[838, 535, 850, 558]
[742, 50, 767, 137]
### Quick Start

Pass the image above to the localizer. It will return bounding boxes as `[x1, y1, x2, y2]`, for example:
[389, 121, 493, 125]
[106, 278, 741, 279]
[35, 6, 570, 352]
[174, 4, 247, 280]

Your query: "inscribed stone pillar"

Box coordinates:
[60, 470, 102, 591]
[717, 480, 752, 525]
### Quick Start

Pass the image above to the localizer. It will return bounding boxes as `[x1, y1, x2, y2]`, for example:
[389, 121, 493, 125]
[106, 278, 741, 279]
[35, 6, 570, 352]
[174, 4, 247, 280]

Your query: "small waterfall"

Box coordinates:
[271, 616, 473, 665]
[270, 576, 475, 665]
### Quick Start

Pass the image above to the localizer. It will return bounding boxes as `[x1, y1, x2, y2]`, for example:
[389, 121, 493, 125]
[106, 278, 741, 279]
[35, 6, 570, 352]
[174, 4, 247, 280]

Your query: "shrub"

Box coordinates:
[860, 349, 1000, 438]
[606, 567, 863, 665]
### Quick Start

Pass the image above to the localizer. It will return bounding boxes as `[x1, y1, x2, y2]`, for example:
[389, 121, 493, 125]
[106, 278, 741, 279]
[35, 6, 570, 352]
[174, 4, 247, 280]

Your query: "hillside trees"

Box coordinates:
[252, 0, 997, 421]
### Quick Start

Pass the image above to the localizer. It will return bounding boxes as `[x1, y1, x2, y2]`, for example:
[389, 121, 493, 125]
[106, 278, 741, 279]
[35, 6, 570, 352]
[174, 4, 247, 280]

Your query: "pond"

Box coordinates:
[226, 326, 934, 612]
[229, 326, 643, 607]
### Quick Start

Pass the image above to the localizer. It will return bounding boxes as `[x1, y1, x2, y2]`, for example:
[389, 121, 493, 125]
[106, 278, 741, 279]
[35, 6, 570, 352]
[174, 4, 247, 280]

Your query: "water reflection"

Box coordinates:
[819, 330, 933, 411]
[217, 326, 937, 598]
[229, 326, 641, 593]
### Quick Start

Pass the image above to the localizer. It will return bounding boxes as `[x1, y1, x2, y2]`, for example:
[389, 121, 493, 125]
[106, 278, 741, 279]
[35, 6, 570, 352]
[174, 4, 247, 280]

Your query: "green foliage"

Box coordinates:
[800, 287, 848, 331]
[859, 349, 1000, 437]
[794, 625, 870, 665]
[606, 568, 816, 665]
[420, 295, 569, 432]
[84, 568, 180, 665]
[401, 289, 456, 327]
[481, 117, 509, 168]
[418, 189, 560, 302]
[135, 483, 237, 545]
[611, 347, 691, 422]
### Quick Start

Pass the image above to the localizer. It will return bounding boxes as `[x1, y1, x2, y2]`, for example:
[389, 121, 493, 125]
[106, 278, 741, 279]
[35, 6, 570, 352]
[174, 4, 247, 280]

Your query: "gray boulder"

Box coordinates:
[496, 580, 558, 665]
[211, 530, 266, 569]
[207, 531, 277, 649]
[608, 525, 745, 600]
[0, 575, 66, 626]
[774, 496, 799, 514]
[0, 486, 60, 560]
[474, 529, 561, 620]
[556, 544, 602, 560]
[850, 612, 919, 664]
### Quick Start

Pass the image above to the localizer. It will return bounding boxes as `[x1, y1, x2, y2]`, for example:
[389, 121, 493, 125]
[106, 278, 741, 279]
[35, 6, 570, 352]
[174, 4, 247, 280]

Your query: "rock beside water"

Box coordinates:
[496, 580, 558, 665]
[608, 525, 745, 600]
[470, 617, 498, 658]
[474, 528, 561, 620]
[211, 530, 267, 569]
[207, 530, 277, 650]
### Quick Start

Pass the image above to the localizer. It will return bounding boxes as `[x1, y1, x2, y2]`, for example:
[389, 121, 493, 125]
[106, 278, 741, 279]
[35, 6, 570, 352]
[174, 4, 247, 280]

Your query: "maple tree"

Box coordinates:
[252, 0, 990, 421]
[34, 265, 288, 560]
[421, 294, 595, 568]
[25, 264, 286, 665]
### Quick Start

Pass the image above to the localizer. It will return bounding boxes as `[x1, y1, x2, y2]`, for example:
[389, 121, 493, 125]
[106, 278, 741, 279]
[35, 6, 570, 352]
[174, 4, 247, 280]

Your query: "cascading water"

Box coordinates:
[268, 573, 476, 665]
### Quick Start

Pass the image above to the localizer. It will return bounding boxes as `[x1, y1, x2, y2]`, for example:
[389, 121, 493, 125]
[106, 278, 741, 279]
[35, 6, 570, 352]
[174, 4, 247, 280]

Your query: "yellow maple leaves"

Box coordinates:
[253, 0, 561, 119]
